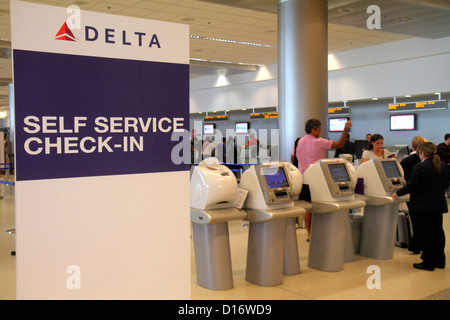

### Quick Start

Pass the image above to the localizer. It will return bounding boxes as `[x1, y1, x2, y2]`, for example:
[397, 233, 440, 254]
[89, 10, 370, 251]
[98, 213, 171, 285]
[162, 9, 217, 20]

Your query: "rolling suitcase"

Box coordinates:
[396, 210, 413, 248]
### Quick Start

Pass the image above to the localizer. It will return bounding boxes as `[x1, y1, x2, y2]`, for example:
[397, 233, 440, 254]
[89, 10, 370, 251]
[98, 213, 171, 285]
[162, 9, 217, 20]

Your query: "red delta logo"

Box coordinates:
[55, 22, 76, 41]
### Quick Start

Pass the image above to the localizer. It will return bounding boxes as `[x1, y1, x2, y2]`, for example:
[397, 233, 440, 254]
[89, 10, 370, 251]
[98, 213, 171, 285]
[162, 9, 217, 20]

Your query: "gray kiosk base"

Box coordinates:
[246, 219, 287, 287]
[307, 199, 366, 272]
[191, 208, 247, 291]
[245, 205, 307, 287]
[284, 217, 301, 275]
[192, 222, 233, 290]
[308, 210, 351, 272]
[359, 203, 398, 259]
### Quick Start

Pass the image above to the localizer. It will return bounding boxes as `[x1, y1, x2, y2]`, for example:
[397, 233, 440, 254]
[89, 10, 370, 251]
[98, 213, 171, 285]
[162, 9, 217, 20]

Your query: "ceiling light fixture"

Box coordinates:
[190, 58, 261, 67]
[190, 35, 276, 48]
[337, 7, 354, 13]
[396, 18, 411, 23]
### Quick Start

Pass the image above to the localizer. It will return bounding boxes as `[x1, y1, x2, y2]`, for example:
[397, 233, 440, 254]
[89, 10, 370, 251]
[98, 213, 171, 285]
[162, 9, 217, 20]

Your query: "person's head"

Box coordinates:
[305, 119, 322, 137]
[366, 133, 372, 141]
[411, 136, 425, 151]
[368, 133, 383, 151]
[417, 141, 442, 175]
[445, 133, 450, 145]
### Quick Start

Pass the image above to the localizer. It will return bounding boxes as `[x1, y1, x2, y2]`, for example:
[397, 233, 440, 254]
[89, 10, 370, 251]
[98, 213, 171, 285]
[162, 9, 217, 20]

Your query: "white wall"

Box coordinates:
[190, 36, 450, 154]
[190, 37, 450, 112]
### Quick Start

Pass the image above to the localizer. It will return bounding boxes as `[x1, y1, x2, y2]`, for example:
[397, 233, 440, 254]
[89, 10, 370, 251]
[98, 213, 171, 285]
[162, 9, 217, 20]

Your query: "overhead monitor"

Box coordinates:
[203, 123, 215, 135]
[381, 160, 402, 178]
[329, 117, 349, 132]
[390, 114, 416, 131]
[328, 163, 351, 182]
[235, 122, 249, 134]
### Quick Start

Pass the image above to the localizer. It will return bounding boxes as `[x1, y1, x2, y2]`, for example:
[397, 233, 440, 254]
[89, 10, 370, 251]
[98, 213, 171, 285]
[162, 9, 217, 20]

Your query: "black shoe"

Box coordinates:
[435, 264, 445, 269]
[413, 263, 435, 271]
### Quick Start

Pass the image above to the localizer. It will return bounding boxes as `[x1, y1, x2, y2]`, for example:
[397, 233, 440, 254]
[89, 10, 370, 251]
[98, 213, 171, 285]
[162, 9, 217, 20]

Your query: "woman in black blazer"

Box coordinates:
[393, 142, 450, 271]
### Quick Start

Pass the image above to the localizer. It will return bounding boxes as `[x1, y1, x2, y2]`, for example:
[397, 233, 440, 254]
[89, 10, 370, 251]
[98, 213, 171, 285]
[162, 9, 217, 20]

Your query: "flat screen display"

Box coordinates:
[390, 114, 416, 131]
[235, 122, 249, 134]
[329, 117, 349, 132]
[203, 124, 214, 135]
[262, 167, 289, 189]
[381, 161, 401, 178]
[328, 163, 351, 182]
[354, 139, 369, 159]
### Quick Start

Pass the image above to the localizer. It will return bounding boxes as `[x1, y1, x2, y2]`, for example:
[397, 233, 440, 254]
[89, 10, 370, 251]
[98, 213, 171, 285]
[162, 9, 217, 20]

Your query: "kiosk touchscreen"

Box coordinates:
[240, 164, 293, 211]
[240, 162, 307, 286]
[304, 159, 356, 203]
[190, 162, 247, 290]
[356, 159, 409, 259]
[303, 159, 366, 272]
[357, 159, 406, 196]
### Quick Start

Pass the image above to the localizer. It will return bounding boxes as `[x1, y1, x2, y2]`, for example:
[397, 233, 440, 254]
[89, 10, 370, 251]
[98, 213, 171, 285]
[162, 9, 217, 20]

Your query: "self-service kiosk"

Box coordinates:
[304, 159, 366, 272]
[240, 162, 309, 286]
[356, 159, 409, 259]
[190, 162, 247, 290]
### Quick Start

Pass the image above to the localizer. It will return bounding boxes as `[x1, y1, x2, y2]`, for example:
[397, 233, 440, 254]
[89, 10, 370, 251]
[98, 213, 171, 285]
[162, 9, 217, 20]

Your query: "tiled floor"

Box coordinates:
[1, 182, 449, 300]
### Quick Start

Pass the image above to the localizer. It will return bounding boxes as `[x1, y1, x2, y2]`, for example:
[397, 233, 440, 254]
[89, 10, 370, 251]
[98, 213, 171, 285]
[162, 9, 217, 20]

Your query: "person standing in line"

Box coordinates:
[334, 133, 356, 160]
[437, 134, 450, 198]
[400, 136, 426, 254]
[437, 133, 450, 165]
[392, 142, 449, 271]
[291, 137, 300, 168]
[361, 133, 394, 163]
[295, 118, 352, 241]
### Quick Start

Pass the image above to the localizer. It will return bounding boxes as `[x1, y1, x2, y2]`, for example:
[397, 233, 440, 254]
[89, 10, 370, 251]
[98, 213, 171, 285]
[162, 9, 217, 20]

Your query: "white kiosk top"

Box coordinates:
[304, 159, 365, 213]
[190, 162, 246, 224]
[240, 162, 307, 221]
[356, 159, 409, 205]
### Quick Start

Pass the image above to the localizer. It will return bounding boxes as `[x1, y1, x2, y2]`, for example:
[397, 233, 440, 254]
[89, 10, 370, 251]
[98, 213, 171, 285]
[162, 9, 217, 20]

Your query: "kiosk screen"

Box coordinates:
[381, 161, 401, 178]
[262, 167, 289, 189]
[328, 163, 351, 182]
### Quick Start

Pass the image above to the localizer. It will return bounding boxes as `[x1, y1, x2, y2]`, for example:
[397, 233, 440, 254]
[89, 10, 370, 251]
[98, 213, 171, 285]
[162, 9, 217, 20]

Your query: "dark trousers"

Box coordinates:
[415, 212, 446, 268]
[406, 203, 421, 253]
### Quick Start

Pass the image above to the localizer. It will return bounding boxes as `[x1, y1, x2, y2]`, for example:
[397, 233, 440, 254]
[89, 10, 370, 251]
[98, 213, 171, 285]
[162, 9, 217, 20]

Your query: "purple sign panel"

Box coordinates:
[14, 50, 190, 181]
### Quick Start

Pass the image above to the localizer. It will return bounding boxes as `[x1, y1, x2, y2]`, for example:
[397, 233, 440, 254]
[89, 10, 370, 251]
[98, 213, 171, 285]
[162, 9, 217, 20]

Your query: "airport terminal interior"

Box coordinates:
[0, 0, 450, 300]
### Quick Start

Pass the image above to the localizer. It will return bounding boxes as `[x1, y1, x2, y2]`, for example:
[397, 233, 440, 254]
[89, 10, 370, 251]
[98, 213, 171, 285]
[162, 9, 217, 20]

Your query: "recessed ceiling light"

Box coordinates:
[337, 7, 354, 13]
[71, 0, 89, 5]
[396, 18, 411, 23]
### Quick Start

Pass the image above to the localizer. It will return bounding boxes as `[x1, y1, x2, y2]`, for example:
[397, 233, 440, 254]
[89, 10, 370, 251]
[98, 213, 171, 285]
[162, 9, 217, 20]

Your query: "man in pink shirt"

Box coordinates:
[295, 118, 352, 174]
[294, 118, 352, 240]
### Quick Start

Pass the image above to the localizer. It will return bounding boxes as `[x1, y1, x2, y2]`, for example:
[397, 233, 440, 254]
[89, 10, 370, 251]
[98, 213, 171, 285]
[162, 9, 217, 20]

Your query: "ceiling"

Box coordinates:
[0, 0, 449, 106]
